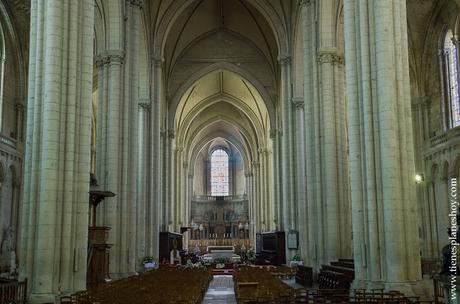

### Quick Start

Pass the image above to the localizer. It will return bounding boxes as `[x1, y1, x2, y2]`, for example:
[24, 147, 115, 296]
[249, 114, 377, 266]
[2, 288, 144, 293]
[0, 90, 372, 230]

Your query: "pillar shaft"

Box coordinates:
[95, 0, 141, 278]
[344, 0, 423, 294]
[20, 0, 94, 301]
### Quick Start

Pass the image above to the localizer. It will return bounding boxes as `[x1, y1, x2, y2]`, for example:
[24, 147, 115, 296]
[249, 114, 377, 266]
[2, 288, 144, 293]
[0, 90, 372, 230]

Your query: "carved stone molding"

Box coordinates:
[278, 55, 291, 66]
[269, 129, 278, 139]
[168, 130, 175, 139]
[317, 50, 343, 65]
[138, 103, 150, 111]
[95, 50, 125, 67]
[14, 103, 25, 112]
[298, 0, 312, 7]
[126, 0, 143, 9]
[292, 97, 304, 109]
[152, 56, 164, 68]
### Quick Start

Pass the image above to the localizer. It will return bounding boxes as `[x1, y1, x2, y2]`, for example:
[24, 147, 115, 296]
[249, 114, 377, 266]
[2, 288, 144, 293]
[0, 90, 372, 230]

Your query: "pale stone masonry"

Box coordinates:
[19, 0, 94, 302]
[7, 0, 459, 302]
[95, 0, 141, 278]
[300, 0, 352, 270]
[344, 0, 424, 295]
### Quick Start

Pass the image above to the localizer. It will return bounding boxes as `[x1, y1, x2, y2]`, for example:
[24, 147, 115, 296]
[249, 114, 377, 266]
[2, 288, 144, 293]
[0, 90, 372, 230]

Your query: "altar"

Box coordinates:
[202, 245, 241, 263]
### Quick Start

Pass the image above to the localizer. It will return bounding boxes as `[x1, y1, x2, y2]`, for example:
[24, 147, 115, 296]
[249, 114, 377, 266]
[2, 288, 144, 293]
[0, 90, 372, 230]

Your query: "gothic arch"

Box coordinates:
[153, 0, 287, 60]
[168, 62, 276, 131]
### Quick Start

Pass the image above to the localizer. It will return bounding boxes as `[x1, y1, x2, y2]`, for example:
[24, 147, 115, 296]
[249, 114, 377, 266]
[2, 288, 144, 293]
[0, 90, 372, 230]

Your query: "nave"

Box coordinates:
[58, 265, 442, 304]
[0, 0, 458, 303]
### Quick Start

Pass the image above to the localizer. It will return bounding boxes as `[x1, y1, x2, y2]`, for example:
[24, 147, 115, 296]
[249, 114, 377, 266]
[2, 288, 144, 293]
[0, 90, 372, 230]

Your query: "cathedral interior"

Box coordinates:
[0, 0, 458, 303]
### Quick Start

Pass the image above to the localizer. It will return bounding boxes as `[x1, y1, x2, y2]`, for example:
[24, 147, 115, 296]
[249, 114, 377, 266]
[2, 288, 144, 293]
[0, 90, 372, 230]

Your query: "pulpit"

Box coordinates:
[87, 190, 115, 289]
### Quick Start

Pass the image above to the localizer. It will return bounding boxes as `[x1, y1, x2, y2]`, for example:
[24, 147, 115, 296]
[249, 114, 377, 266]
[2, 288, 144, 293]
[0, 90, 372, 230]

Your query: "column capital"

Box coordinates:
[245, 172, 253, 177]
[152, 56, 164, 67]
[292, 97, 304, 109]
[183, 161, 188, 169]
[317, 49, 343, 65]
[14, 103, 25, 112]
[168, 129, 175, 139]
[411, 96, 429, 109]
[269, 129, 278, 139]
[126, 0, 143, 8]
[298, 0, 313, 7]
[95, 50, 125, 67]
[278, 55, 291, 65]
[138, 102, 150, 111]
[252, 161, 260, 168]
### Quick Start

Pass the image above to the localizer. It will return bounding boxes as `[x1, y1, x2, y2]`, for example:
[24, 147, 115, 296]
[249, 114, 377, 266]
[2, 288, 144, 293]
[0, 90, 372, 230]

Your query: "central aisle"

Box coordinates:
[202, 275, 237, 304]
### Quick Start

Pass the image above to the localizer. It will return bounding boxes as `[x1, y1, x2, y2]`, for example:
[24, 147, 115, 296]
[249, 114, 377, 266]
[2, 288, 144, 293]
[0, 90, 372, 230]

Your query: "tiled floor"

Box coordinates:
[202, 275, 237, 304]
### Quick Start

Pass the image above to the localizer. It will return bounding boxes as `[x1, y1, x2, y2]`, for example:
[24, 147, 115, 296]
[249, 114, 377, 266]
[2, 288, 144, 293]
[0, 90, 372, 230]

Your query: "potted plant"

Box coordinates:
[142, 256, 156, 270]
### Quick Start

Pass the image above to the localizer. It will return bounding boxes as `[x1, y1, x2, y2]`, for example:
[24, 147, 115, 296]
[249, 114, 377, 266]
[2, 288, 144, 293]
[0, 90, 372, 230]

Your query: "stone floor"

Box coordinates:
[202, 275, 237, 304]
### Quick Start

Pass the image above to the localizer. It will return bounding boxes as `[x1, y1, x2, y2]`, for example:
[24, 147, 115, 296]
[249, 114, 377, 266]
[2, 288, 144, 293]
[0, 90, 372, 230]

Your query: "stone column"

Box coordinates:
[14, 103, 25, 142]
[19, 0, 94, 301]
[262, 148, 271, 229]
[344, 0, 424, 294]
[270, 130, 280, 230]
[137, 102, 150, 266]
[251, 163, 258, 232]
[150, 57, 162, 254]
[301, 0, 351, 268]
[317, 50, 343, 262]
[95, 0, 141, 277]
[411, 97, 429, 258]
[167, 130, 175, 231]
[292, 97, 308, 260]
[252, 161, 261, 231]
[279, 56, 294, 232]
[301, 0, 319, 268]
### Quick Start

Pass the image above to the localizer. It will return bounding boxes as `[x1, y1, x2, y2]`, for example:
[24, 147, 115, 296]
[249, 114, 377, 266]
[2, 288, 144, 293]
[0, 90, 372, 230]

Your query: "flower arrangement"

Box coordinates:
[246, 247, 255, 263]
[291, 254, 302, 261]
[142, 256, 154, 264]
[214, 257, 232, 264]
[142, 256, 157, 270]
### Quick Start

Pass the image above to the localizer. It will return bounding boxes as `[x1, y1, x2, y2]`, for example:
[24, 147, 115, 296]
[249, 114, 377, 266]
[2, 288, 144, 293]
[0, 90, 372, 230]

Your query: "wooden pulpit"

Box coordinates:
[87, 190, 115, 290]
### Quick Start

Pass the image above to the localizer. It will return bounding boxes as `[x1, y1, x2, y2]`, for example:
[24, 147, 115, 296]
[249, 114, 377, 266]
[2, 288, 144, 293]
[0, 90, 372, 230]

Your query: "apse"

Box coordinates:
[172, 68, 274, 247]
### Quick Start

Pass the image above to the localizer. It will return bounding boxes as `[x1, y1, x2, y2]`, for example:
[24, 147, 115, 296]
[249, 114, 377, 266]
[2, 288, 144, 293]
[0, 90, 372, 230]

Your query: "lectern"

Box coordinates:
[87, 190, 115, 289]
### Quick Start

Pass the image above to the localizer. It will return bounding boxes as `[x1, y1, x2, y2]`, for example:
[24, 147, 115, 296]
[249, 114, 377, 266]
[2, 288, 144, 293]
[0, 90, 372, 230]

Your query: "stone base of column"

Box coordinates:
[384, 280, 432, 298]
[352, 279, 430, 298]
[351, 279, 385, 291]
[29, 293, 57, 304]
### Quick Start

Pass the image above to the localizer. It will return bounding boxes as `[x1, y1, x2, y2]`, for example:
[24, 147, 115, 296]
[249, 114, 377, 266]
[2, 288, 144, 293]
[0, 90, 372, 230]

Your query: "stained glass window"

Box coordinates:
[211, 149, 229, 196]
[445, 31, 460, 128]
